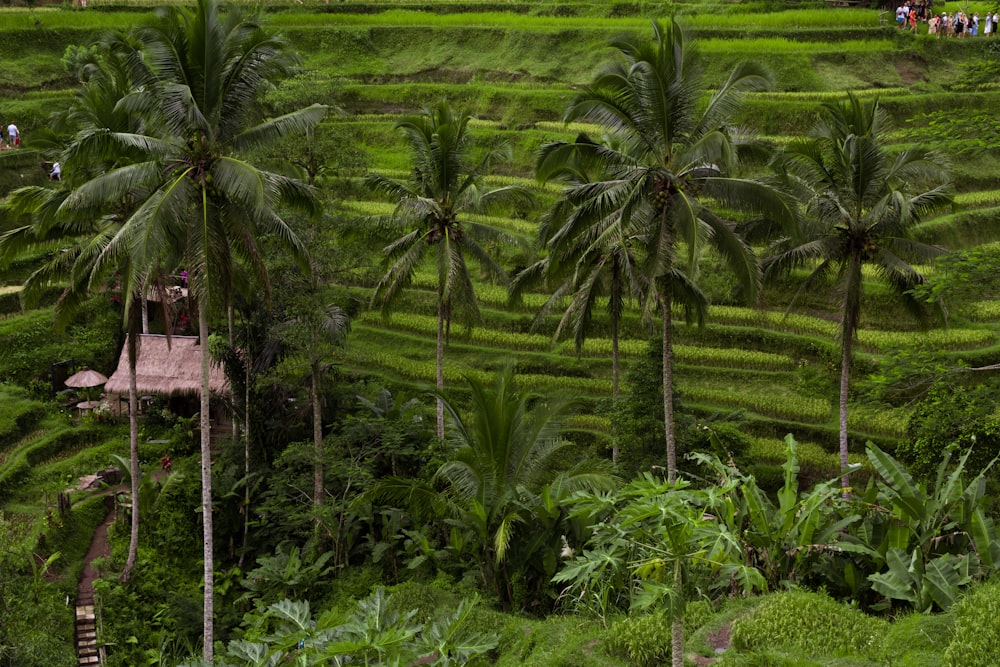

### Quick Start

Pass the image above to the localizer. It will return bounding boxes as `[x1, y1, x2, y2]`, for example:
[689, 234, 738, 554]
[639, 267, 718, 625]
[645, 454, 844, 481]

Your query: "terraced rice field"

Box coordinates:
[1, 2, 999, 478]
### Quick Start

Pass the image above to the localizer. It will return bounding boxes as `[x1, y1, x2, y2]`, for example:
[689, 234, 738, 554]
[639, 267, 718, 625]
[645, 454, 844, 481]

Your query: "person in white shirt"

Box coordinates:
[6, 123, 18, 147]
[50, 162, 61, 181]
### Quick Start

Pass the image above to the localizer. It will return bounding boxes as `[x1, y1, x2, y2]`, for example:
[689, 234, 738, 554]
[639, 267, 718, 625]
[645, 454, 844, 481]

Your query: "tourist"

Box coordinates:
[6, 122, 18, 147]
[971, 13, 979, 36]
[50, 162, 61, 181]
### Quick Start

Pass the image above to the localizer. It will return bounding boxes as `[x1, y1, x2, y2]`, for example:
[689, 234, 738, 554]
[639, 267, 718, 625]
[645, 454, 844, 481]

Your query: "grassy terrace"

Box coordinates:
[1, 4, 999, 483]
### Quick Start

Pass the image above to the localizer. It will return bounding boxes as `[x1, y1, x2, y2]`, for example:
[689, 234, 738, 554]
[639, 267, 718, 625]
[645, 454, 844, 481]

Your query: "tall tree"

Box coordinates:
[514, 135, 646, 461]
[537, 23, 792, 661]
[64, 0, 325, 658]
[1, 40, 158, 583]
[763, 94, 951, 492]
[366, 101, 533, 439]
[536, 19, 793, 488]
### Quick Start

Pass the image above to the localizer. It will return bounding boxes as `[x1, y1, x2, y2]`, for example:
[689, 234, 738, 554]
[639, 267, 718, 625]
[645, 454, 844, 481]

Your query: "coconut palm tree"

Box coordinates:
[764, 94, 951, 492]
[513, 135, 646, 461]
[367, 101, 534, 439]
[62, 0, 326, 658]
[0, 39, 162, 584]
[536, 19, 794, 487]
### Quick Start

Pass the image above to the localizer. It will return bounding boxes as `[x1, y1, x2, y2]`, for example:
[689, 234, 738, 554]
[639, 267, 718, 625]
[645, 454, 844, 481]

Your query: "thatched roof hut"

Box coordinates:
[104, 334, 228, 397]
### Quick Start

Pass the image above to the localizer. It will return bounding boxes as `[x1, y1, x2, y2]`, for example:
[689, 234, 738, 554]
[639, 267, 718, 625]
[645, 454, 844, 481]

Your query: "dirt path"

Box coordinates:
[75, 496, 116, 666]
[77, 499, 115, 605]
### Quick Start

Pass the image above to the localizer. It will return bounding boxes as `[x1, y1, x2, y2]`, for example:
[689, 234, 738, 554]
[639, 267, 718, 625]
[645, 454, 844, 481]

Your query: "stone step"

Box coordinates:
[78, 657, 100, 666]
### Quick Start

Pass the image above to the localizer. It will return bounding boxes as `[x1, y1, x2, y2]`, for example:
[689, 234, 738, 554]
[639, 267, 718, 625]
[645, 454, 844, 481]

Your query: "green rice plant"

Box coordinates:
[914, 207, 1000, 249]
[268, 8, 881, 31]
[731, 591, 888, 661]
[565, 413, 610, 433]
[701, 37, 893, 56]
[746, 436, 859, 476]
[708, 306, 838, 337]
[847, 405, 912, 438]
[751, 87, 910, 101]
[517, 373, 611, 395]
[0, 426, 104, 504]
[476, 283, 559, 310]
[358, 311, 554, 350]
[953, 189, 1000, 208]
[342, 200, 537, 237]
[682, 385, 831, 423]
[856, 327, 993, 352]
[944, 581, 1000, 667]
[346, 345, 613, 396]
[865, 611, 952, 666]
[965, 300, 1000, 321]
[344, 347, 467, 385]
[0, 386, 45, 452]
[534, 120, 604, 134]
[567, 337, 797, 370]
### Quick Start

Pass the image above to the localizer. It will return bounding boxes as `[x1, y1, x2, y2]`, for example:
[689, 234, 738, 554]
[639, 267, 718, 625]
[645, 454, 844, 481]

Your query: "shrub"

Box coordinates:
[730, 591, 887, 661]
[875, 612, 952, 667]
[944, 581, 1000, 667]
[897, 380, 1000, 481]
[607, 601, 713, 667]
[492, 613, 626, 667]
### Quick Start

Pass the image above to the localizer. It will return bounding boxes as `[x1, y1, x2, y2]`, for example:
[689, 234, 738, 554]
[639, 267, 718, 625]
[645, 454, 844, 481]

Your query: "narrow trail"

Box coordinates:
[75, 497, 115, 666]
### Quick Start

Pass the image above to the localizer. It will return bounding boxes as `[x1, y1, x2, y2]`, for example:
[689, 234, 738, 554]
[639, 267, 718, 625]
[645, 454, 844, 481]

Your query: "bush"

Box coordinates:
[492, 613, 626, 667]
[607, 601, 713, 667]
[730, 591, 887, 661]
[876, 612, 952, 667]
[945, 581, 1000, 667]
[898, 380, 1000, 481]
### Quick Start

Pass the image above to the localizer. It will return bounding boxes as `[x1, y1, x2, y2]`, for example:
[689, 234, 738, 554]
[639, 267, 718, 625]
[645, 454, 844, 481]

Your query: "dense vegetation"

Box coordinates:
[3, 0, 1000, 665]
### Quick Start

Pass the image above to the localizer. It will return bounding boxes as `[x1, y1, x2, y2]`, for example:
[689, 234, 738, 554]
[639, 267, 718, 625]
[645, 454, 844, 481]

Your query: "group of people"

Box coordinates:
[929, 10, 999, 36]
[897, 1, 1000, 36]
[0, 120, 61, 180]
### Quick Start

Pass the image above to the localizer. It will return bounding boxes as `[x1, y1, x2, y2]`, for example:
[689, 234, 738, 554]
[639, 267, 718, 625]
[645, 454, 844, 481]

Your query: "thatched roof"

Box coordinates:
[105, 334, 228, 397]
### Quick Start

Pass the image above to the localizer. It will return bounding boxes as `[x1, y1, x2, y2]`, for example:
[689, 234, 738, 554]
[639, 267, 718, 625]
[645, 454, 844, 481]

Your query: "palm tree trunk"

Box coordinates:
[611, 315, 620, 464]
[239, 347, 250, 568]
[229, 306, 237, 442]
[662, 292, 676, 483]
[436, 297, 445, 439]
[839, 310, 855, 495]
[121, 327, 139, 581]
[312, 359, 324, 513]
[198, 306, 214, 663]
[671, 559, 684, 667]
[839, 254, 862, 495]
[611, 269, 621, 464]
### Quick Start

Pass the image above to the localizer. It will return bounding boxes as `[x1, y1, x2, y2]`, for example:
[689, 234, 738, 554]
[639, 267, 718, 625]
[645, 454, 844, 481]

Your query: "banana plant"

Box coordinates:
[857, 443, 1000, 610]
[868, 547, 971, 612]
[692, 435, 869, 590]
